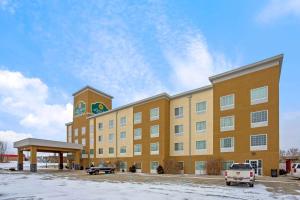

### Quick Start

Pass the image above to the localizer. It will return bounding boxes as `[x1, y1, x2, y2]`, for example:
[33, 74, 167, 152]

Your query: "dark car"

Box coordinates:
[86, 164, 115, 175]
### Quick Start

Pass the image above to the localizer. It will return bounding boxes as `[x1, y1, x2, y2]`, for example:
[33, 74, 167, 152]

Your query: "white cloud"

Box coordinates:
[0, 0, 17, 14]
[0, 69, 73, 140]
[280, 111, 300, 150]
[0, 130, 32, 153]
[257, 0, 300, 23]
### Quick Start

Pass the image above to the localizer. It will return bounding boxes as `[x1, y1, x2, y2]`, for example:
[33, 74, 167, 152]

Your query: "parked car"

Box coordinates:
[86, 164, 115, 175]
[291, 163, 300, 179]
[225, 163, 255, 187]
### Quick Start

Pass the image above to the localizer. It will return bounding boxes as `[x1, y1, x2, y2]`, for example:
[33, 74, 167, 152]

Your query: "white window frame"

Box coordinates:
[120, 146, 126, 155]
[220, 94, 235, 111]
[220, 137, 234, 152]
[150, 125, 159, 138]
[120, 131, 126, 140]
[134, 112, 142, 124]
[108, 133, 114, 143]
[109, 120, 114, 129]
[250, 134, 268, 151]
[81, 138, 86, 146]
[98, 122, 103, 131]
[120, 116, 127, 127]
[174, 142, 184, 153]
[134, 128, 142, 140]
[251, 86, 268, 105]
[134, 144, 142, 156]
[150, 161, 159, 174]
[196, 121, 206, 133]
[196, 101, 207, 114]
[74, 139, 78, 144]
[150, 142, 159, 155]
[89, 125, 94, 134]
[175, 125, 184, 136]
[195, 161, 207, 175]
[196, 140, 207, 153]
[81, 127, 86, 136]
[220, 116, 235, 132]
[98, 135, 103, 143]
[174, 107, 183, 118]
[251, 110, 268, 128]
[108, 147, 114, 155]
[150, 107, 159, 121]
[98, 148, 103, 155]
[74, 128, 78, 137]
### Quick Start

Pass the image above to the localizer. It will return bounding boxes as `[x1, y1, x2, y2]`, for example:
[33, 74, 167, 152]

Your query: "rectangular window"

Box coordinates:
[196, 121, 206, 133]
[134, 144, 142, 155]
[150, 161, 159, 173]
[150, 125, 159, 138]
[89, 125, 94, 134]
[150, 107, 159, 121]
[175, 125, 184, 136]
[134, 128, 142, 140]
[81, 127, 86, 135]
[196, 101, 207, 113]
[120, 146, 126, 154]
[250, 134, 267, 151]
[109, 133, 114, 143]
[98, 135, 103, 142]
[82, 149, 86, 154]
[175, 107, 183, 118]
[120, 116, 127, 127]
[220, 94, 235, 111]
[120, 161, 127, 171]
[220, 116, 234, 132]
[220, 137, 234, 152]
[174, 142, 184, 152]
[98, 148, 103, 155]
[109, 147, 114, 154]
[222, 160, 234, 170]
[150, 142, 159, 155]
[251, 110, 268, 128]
[120, 131, 126, 140]
[109, 120, 114, 129]
[82, 138, 86, 146]
[98, 123, 103, 130]
[251, 86, 268, 105]
[90, 149, 94, 155]
[196, 140, 206, 151]
[195, 161, 206, 171]
[74, 139, 78, 144]
[74, 128, 78, 137]
[134, 112, 142, 124]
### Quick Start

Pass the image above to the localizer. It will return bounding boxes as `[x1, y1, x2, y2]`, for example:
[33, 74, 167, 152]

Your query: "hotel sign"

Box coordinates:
[74, 101, 86, 116]
[91, 102, 108, 114]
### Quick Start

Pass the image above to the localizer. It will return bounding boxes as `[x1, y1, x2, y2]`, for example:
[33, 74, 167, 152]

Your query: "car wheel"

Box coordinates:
[226, 182, 231, 186]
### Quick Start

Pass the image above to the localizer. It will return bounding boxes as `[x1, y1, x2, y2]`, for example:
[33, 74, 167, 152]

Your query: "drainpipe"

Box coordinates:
[188, 95, 192, 174]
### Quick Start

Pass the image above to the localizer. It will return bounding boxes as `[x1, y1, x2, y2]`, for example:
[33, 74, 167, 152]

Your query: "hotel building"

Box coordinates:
[66, 54, 282, 176]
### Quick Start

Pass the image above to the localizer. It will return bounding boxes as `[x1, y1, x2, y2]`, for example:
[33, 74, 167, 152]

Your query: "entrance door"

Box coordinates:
[246, 160, 262, 175]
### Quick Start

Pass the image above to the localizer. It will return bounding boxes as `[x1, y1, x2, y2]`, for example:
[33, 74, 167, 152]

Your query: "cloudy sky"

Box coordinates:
[0, 0, 299, 152]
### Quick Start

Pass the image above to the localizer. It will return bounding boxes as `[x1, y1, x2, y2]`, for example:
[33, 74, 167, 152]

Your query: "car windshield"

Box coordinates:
[230, 164, 252, 170]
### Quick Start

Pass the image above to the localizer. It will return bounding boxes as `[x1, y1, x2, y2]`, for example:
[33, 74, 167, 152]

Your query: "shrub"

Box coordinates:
[129, 165, 136, 173]
[279, 169, 287, 175]
[206, 158, 222, 175]
[163, 160, 181, 174]
[157, 165, 164, 174]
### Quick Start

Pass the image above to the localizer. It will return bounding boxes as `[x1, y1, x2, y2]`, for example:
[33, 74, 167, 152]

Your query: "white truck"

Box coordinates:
[225, 163, 255, 187]
[291, 163, 300, 179]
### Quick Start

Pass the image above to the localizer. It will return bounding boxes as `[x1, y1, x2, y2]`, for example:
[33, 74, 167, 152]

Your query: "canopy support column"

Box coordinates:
[17, 149, 23, 171]
[30, 146, 37, 172]
[59, 152, 63, 170]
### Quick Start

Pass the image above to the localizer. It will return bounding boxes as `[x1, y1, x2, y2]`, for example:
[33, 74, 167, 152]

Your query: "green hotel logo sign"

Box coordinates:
[74, 101, 86, 116]
[91, 102, 108, 114]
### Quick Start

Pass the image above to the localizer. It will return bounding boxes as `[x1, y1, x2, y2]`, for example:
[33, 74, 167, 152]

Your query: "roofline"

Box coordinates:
[170, 85, 212, 99]
[65, 122, 73, 126]
[72, 85, 113, 99]
[87, 93, 170, 119]
[209, 54, 284, 83]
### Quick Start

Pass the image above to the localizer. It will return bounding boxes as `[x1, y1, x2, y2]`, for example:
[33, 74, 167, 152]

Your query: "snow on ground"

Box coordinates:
[0, 172, 299, 200]
[0, 161, 58, 170]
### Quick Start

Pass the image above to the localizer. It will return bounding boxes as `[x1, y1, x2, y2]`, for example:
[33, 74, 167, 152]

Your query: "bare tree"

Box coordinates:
[280, 149, 286, 157]
[286, 148, 300, 157]
[0, 141, 8, 163]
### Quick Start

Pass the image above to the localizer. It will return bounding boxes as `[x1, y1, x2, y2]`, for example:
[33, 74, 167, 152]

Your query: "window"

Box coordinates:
[220, 94, 235, 110]
[98, 148, 103, 155]
[109, 120, 114, 129]
[150, 107, 159, 121]
[196, 140, 206, 151]
[220, 116, 234, 132]
[251, 86, 268, 105]
[251, 110, 268, 128]
[134, 128, 142, 140]
[98, 135, 103, 142]
[250, 134, 267, 151]
[120, 161, 127, 171]
[150, 161, 159, 173]
[82, 138, 86, 146]
[220, 137, 234, 152]
[196, 101, 207, 113]
[109, 147, 114, 154]
[150, 125, 159, 138]
[74, 128, 78, 137]
[90, 149, 94, 155]
[75, 139, 78, 144]
[175, 107, 183, 118]
[109, 133, 114, 143]
[195, 161, 206, 174]
[175, 125, 184, 136]
[222, 161, 234, 170]
[134, 112, 142, 124]
[150, 142, 159, 155]
[134, 144, 142, 155]
[120, 146, 126, 154]
[82, 149, 86, 154]
[98, 123, 103, 130]
[120, 131, 126, 140]
[196, 121, 206, 133]
[89, 125, 94, 134]
[81, 127, 86, 135]
[120, 116, 126, 127]
[174, 142, 184, 152]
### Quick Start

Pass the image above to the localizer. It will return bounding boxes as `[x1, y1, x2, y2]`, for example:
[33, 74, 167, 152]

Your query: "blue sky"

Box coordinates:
[0, 0, 299, 152]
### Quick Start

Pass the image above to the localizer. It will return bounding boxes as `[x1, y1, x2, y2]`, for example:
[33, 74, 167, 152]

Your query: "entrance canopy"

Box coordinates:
[14, 138, 82, 172]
